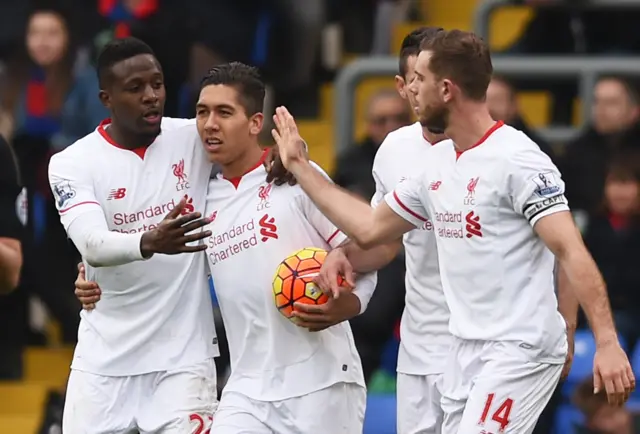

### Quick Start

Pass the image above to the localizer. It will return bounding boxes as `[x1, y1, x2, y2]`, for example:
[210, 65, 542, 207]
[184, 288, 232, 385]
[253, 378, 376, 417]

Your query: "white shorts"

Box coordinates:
[441, 340, 563, 434]
[63, 358, 218, 434]
[397, 373, 443, 434]
[211, 382, 366, 434]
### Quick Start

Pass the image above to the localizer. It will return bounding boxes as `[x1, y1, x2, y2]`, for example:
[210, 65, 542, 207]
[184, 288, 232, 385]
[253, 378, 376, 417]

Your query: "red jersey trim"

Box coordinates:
[455, 120, 504, 160]
[224, 149, 270, 189]
[97, 119, 150, 159]
[392, 191, 428, 222]
[59, 201, 101, 214]
[326, 229, 342, 245]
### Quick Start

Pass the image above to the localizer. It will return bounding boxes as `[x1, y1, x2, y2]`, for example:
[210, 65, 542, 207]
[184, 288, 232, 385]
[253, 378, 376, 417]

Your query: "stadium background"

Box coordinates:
[2, 0, 640, 432]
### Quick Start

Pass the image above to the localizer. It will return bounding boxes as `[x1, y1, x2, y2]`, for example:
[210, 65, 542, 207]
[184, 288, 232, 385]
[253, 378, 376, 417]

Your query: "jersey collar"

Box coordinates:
[221, 149, 270, 189]
[97, 118, 155, 160]
[454, 120, 504, 160]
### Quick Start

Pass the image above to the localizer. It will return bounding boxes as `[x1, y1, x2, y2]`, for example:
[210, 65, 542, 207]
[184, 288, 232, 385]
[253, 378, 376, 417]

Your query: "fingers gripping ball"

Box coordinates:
[272, 247, 345, 320]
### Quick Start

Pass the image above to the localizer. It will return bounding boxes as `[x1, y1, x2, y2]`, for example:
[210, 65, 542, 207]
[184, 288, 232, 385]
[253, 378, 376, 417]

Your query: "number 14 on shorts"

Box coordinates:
[478, 393, 513, 433]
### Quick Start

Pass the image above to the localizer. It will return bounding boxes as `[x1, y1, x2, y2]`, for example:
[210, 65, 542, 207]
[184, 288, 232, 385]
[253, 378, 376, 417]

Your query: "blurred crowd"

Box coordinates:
[4, 0, 640, 433]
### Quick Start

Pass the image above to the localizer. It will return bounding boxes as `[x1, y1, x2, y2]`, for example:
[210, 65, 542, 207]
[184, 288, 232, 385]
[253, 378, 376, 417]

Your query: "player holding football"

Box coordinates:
[315, 26, 579, 434]
[196, 62, 375, 433]
[271, 28, 634, 434]
[49, 38, 286, 434]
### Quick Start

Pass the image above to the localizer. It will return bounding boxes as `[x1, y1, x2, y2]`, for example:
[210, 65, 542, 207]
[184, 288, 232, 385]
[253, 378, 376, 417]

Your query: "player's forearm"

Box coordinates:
[290, 161, 382, 247]
[67, 212, 147, 267]
[0, 239, 22, 294]
[557, 248, 616, 346]
[556, 263, 579, 332]
[341, 240, 402, 274]
[352, 271, 378, 314]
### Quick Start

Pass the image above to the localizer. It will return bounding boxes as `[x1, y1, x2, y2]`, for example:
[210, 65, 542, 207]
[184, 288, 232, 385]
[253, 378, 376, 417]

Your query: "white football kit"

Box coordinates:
[204, 154, 374, 434]
[386, 122, 568, 434]
[49, 119, 219, 434]
[371, 122, 450, 434]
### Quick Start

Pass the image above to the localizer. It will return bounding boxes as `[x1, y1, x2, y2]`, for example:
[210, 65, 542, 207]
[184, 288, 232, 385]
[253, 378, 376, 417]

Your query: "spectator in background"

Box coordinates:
[0, 7, 106, 149]
[70, 0, 195, 117]
[333, 89, 410, 199]
[486, 75, 556, 162]
[560, 76, 640, 213]
[573, 377, 640, 433]
[0, 6, 97, 346]
[582, 156, 640, 353]
[333, 88, 410, 383]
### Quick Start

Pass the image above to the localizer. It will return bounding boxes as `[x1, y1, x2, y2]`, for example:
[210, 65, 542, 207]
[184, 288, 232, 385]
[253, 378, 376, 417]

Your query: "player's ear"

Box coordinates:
[250, 112, 264, 136]
[98, 90, 111, 110]
[442, 79, 454, 103]
[395, 75, 407, 100]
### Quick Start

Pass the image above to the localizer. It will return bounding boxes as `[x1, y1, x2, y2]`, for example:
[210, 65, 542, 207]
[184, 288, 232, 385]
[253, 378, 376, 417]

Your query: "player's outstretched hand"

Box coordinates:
[75, 263, 101, 310]
[271, 106, 308, 170]
[314, 248, 356, 298]
[292, 293, 361, 332]
[593, 340, 636, 406]
[264, 146, 297, 186]
[561, 325, 576, 381]
[140, 197, 212, 257]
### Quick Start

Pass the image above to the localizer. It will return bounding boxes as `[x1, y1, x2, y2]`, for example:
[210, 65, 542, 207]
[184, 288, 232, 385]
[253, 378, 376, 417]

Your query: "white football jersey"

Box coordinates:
[204, 155, 365, 401]
[372, 122, 450, 375]
[49, 118, 218, 376]
[386, 122, 567, 363]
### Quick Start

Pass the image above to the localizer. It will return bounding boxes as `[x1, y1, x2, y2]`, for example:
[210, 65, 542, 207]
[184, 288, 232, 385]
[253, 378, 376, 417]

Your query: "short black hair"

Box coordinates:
[200, 62, 265, 116]
[399, 26, 444, 77]
[97, 37, 156, 88]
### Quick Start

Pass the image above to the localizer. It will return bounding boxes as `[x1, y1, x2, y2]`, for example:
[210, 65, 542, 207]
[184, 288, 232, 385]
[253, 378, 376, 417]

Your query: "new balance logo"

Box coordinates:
[465, 211, 482, 238]
[429, 181, 442, 190]
[108, 188, 127, 200]
[259, 214, 278, 242]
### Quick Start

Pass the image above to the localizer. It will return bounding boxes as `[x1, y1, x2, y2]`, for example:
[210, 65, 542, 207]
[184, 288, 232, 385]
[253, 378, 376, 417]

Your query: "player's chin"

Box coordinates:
[204, 149, 229, 165]
[138, 119, 162, 135]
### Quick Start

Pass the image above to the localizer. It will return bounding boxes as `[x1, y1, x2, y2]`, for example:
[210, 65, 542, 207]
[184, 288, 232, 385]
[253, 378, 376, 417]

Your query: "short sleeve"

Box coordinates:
[300, 162, 349, 248]
[384, 177, 429, 228]
[508, 146, 570, 227]
[49, 151, 102, 230]
[370, 157, 387, 208]
[0, 140, 26, 239]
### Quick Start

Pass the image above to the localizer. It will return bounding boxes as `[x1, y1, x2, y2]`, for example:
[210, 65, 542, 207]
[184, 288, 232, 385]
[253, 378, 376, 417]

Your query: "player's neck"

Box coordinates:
[221, 145, 265, 180]
[445, 103, 496, 152]
[107, 122, 157, 150]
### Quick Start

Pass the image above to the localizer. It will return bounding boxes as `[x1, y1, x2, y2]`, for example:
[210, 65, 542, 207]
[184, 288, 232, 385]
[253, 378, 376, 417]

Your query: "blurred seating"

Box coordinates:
[0, 383, 47, 415]
[563, 330, 628, 398]
[363, 393, 396, 434]
[24, 347, 72, 387]
[0, 415, 40, 433]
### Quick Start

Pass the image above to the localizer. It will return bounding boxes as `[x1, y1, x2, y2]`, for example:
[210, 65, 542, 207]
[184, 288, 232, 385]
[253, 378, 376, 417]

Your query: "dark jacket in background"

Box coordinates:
[582, 214, 640, 313]
[333, 137, 378, 200]
[560, 123, 640, 212]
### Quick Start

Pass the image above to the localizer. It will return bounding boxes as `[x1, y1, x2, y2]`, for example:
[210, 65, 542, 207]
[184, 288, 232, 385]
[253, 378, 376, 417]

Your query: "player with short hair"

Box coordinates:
[317, 26, 578, 434]
[196, 62, 374, 433]
[49, 37, 219, 434]
[271, 28, 634, 433]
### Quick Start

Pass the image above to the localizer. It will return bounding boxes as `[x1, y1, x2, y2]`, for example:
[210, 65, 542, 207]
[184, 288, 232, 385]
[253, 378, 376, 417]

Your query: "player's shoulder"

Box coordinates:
[279, 160, 331, 200]
[497, 124, 555, 165]
[376, 122, 422, 157]
[50, 129, 103, 167]
[491, 123, 541, 153]
[160, 117, 196, 132]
